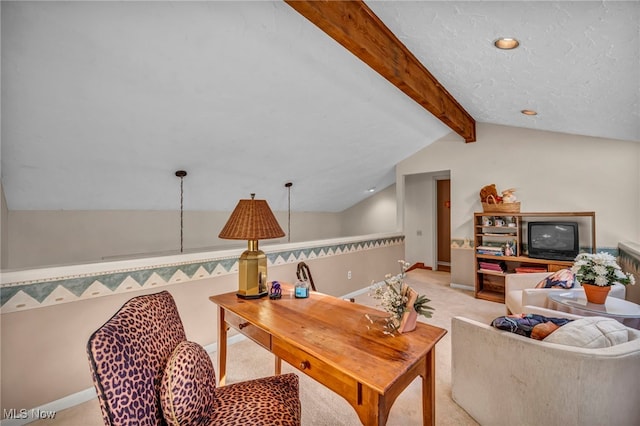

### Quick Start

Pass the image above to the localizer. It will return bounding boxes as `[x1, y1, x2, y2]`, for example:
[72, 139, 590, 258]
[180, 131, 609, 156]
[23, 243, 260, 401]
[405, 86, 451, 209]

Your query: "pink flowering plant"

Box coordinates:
[571, 252, 635, 287]
[366, 260, 434, 335]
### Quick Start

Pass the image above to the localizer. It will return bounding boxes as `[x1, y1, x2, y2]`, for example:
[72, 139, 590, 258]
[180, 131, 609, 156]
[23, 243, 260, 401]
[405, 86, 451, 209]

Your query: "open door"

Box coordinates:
[436, 179, 451, 272]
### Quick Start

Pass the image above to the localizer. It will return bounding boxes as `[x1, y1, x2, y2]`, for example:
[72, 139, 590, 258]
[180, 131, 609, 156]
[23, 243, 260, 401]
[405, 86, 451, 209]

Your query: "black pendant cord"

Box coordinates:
[285, 182, 293, 242]
[176, 171, 187, 253]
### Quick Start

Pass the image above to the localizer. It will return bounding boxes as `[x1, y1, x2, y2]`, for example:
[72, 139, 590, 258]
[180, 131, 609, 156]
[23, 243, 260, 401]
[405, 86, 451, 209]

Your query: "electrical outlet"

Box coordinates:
[347, 270, 352, 280]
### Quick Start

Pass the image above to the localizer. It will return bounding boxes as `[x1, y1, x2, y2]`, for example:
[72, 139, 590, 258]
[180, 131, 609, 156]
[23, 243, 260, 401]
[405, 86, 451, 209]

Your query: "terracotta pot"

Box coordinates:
[582, 283, 611, 304]
[399, 287, 419, 333]
[399, 308, 418, 333]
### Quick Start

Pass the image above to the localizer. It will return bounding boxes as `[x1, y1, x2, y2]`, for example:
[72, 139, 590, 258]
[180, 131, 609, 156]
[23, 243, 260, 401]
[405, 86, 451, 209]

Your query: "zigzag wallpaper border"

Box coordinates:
[0, 236, 404, 314]
[619, 244, 640, 274]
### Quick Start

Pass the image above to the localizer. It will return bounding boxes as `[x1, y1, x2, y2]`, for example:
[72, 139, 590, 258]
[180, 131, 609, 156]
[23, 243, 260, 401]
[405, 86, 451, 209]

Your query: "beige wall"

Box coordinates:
[4, 192, 397, 270]
[1, 183, 8, 269]
[0, 241, 403, 412]
[6, 210, 342, 269]
[340, 184, 397, 236]
[397, 123, 640, 285]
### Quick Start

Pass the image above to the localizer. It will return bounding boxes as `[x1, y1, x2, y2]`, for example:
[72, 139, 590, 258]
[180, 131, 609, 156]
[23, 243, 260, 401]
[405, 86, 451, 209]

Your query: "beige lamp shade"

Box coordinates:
[219, 194, 285, 240]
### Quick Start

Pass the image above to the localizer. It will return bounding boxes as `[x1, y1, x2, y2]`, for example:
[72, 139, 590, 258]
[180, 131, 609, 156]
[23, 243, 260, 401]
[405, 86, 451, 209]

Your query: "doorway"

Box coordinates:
[436, 179, 451, 272]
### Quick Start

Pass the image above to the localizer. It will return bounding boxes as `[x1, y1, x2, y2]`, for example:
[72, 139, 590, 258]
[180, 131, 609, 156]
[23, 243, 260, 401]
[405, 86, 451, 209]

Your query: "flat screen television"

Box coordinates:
[527, 221, 579, 261]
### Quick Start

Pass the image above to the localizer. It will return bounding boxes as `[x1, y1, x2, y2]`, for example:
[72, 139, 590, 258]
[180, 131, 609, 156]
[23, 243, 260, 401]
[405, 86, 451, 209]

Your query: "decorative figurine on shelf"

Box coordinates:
[269, 281, 282, 299]
[479, 184, 500, 204]
[501, 188, 517, 203]
[504, 240, 516, 256]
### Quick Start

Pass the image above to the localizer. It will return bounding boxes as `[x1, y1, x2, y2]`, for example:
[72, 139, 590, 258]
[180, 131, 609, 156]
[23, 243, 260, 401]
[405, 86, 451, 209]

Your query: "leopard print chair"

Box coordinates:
[87, 290, 301, 426]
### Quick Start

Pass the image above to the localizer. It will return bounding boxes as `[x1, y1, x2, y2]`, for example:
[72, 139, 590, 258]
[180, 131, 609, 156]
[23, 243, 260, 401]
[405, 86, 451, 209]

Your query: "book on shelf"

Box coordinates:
[515, 266, 548, 273]
[479, 269, 506, 274]
[478, 260, 507, 273]
[476, 245, 504, 255]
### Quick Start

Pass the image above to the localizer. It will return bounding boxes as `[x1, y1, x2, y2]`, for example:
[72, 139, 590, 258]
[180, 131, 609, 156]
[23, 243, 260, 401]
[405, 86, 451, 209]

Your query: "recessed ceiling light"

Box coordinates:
[494, 38, 520, 50]
[521, 109, 538, 116]
[367, 187, 376, 193]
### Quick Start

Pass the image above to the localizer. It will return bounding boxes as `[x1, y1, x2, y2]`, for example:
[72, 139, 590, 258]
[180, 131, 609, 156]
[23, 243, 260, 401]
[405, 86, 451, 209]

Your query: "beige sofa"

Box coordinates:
[505, 271, 626, 314]
[451, 315, 640, 426]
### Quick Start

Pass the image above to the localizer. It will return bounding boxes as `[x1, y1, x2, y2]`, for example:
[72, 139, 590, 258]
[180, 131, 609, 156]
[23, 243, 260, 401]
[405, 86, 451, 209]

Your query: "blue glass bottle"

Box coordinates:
[294, 280, 310, 298]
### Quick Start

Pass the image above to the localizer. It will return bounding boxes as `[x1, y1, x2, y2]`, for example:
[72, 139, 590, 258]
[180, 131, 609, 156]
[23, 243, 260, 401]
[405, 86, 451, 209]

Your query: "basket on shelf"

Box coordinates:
[481, 195, 521, 213]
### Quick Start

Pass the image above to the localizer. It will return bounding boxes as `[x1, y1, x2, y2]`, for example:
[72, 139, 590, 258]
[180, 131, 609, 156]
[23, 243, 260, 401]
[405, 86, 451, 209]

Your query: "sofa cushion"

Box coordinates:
[543, 316, 628, 348]
[535, 268, 576, 289]
[160, 340, 217, 426]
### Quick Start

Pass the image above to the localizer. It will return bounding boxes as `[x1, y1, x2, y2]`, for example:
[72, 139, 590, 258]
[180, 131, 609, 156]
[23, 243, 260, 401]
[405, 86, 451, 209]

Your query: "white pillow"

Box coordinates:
[543, 317, 628, 348]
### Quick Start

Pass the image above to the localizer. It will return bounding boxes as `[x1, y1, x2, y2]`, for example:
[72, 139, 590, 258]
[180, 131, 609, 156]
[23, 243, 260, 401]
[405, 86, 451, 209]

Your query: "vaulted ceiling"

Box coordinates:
[2, 1, 638, 213]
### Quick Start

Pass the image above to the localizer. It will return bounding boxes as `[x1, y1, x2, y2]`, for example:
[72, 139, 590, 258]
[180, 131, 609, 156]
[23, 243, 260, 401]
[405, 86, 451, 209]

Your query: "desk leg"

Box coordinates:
[355, 386, 385, 425]
[421, 348, 436, 426]
[217, 306, 227, 386]
[275, 355, 282, 375]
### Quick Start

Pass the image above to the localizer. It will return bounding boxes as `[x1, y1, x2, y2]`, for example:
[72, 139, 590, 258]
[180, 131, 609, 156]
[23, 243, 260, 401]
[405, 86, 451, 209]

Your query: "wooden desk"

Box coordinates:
[210, 287, 447, 425]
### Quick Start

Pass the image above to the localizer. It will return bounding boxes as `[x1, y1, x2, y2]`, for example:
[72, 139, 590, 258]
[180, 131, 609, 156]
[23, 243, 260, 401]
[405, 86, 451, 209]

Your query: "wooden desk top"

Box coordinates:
[210, 288, 447, 395]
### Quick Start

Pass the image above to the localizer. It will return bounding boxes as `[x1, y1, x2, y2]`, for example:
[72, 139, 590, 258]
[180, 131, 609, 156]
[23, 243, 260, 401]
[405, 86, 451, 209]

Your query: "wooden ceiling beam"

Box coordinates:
[285, 0, 476, 142]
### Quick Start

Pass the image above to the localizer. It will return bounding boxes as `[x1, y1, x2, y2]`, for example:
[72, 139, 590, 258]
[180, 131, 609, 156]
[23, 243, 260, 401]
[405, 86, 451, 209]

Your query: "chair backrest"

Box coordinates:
[296, 262, 316, 291]
[87, 291, 187, 426]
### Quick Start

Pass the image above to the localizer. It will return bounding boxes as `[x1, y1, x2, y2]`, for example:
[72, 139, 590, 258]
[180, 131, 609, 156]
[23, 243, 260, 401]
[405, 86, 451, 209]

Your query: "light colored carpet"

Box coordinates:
[33, 269, 505, 425]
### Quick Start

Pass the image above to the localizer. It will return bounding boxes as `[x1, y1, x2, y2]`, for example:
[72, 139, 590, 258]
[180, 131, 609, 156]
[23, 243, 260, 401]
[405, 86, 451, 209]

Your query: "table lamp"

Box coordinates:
[219, 194, 285, 298]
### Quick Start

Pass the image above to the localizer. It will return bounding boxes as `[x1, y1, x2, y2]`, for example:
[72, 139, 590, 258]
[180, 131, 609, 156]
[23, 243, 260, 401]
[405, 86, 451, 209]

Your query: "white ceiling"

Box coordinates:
[2, 1, 638, 213]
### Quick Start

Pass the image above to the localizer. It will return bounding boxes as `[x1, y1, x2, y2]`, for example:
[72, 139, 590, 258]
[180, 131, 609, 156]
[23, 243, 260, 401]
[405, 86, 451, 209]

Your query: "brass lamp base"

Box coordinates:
[236, 291, 268, 299]
[236, 240, 268, 299]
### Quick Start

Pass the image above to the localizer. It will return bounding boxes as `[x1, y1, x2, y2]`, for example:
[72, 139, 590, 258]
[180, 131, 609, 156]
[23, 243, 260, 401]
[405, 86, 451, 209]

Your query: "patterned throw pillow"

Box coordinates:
[491, 313, 573, 338]
[160, 341, 217, 426]
[535, 268, 577, 289]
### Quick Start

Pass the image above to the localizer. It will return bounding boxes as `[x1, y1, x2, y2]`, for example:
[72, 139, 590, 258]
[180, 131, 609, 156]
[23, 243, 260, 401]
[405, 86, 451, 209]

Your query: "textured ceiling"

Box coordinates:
[369, 0, 640, 142]
[2, 1, 638, 213]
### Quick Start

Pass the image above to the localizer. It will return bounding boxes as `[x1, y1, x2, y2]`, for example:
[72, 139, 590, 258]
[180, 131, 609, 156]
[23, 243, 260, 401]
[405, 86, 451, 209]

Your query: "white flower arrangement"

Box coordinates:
[367, 260, 434, 335]
[571, 252, 636, 287]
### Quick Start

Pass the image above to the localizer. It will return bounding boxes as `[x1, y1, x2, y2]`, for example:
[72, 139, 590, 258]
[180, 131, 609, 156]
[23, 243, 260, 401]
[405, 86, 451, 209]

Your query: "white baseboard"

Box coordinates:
[203, 332, 246, 354]
[450, 282, 475, 291]
[340, 287, 370, 301]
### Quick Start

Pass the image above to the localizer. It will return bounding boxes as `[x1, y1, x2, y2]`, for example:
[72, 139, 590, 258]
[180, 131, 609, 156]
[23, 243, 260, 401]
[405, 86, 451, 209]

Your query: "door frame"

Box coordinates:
[399, 170, 451, 270]
[435, 177, 451, 272]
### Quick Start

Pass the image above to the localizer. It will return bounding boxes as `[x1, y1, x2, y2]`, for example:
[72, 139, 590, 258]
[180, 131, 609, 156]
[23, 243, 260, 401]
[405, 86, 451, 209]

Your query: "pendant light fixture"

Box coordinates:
[175, 170, 187, 253]
[285, 182, 293, 242]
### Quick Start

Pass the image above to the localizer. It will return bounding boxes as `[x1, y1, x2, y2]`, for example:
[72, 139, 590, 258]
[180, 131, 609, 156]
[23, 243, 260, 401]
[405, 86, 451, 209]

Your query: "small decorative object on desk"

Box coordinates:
[294, 280, 310, 298]
[367, 260, 435, 336]
[571, 252, 635, 304]
[269, 281, 282, 299]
